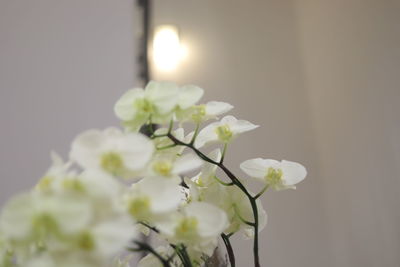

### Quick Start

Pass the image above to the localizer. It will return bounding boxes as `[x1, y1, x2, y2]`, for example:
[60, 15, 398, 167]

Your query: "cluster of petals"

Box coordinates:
[0, 155, 135, 267]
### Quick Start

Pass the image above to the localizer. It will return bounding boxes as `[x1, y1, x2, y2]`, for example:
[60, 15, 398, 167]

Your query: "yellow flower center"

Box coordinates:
[153, 160, 172, 176]
[62, 179, 85, 192]
[195, 177, 204, 187]
[215, 124, 233, 142]
[191, 105, 207, 122]
[136, 98, 154, 113]
[100, 152, 124, 175]
[175, 217, 198, 240]
[128, 196, 151, 221]
[36, 176, 54, 192]
[265, 167, 283, 185]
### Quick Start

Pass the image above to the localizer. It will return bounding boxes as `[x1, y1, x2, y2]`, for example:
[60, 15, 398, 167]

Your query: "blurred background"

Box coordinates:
[0, 0, 399, 266]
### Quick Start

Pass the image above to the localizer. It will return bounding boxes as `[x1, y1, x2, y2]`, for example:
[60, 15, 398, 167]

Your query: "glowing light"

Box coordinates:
[152, 25, 186, 71]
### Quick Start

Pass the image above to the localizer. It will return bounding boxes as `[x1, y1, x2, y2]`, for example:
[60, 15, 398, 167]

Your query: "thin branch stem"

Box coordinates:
[220, 143, 228, 164]
[168, 119, 174, 133]
[166, 133, 261, 267]
[171, 244, 193, 267]
[189, 123, 200, 145]
[214, 175, 234, 186]
[254, 184, 269, 199]
[132, 241, 171, 267]
[156, 143, 177, 150]
[221, 233, 235, 267]
[233, 204, 255, 226]
[138, 221, 160, 233]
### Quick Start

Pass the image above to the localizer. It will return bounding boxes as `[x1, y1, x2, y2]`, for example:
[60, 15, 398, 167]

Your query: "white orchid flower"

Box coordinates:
[195, 115, 258, 148]
[176, 101, 233, 123]
[225, 186, 267, 237]
[147, 152, 203, 183]
[114, 81, 180, 130]
[156, 202, 228, 247]
[70, 128, 154, 178]
[1, 185, 136, 266]
[186, 180, 266, 238]
[35, 151, 77, 193]
[0, 193, 92, 241]
[40, 171, 124, 217]
[191, 149, 221, 187]
[124, 177, 182, 222]
[89, 217, 137, 259]
[240, 158, 307, 190]
[32, 218, 136, 264]
[177, 85, 204, 110]
[36, 154, 123, 199]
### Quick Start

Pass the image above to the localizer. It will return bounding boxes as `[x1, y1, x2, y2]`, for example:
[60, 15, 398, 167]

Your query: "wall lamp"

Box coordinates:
[152, 25, 187, 72]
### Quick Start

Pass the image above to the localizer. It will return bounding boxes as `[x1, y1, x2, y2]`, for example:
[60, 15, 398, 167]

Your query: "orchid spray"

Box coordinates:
[0, 81, 306, 267]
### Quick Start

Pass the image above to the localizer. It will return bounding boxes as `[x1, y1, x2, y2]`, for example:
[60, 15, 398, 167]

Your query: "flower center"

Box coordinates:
[191, 105, 206, 122]
[175, 217, 198, 241]
[128, 196, 151, 221]
[32, 213, 58, 239]
[36, 176, 54, 192]
[215, 124, 233, 142]
[265, 167, 283, 185]
[100, 152, 124, 175]
[153, 160, 172, 176]
[62, 179, 85, 193]
[77, 231, 95, 251]
[136, 98, 154, 114]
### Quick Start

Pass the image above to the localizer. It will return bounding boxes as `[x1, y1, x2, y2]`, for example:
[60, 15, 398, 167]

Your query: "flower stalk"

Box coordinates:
[165, 131, 261, 267]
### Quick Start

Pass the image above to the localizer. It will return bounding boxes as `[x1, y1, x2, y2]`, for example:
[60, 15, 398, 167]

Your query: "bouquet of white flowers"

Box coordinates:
[0, 81, 306, 267]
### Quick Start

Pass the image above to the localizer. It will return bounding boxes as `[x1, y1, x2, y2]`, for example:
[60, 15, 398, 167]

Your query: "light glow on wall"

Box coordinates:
[152, 25, 186, 72]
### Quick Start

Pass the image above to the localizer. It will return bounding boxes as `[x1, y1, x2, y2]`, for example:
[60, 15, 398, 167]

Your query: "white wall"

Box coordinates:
[0, 0, 137, 203]
[295, 1, 400, 266]
[153, 1, 330, 266]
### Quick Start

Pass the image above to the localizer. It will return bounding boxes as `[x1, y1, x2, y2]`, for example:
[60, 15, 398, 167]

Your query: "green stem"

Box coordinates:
[254, 184, 269, 199]
[220, 143, 228, 164]
[214, 175, 234, 186]
[190, 123, 200, 145]
[156, 143, 177, 150]
[171, 244, 193, 267]
[138, 221, 160, 233]
[233, 204, 255, 226]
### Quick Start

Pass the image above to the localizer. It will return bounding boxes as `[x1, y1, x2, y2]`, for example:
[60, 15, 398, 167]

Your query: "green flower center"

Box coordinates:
[215, 124, 233, 142]
[32, 213, 58, 239]
[100, 152, 124, 175]
[77, 231, 95, 251]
